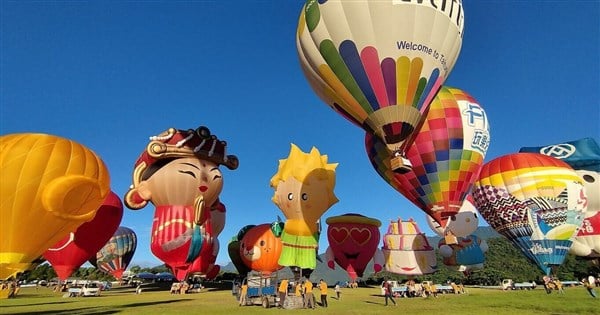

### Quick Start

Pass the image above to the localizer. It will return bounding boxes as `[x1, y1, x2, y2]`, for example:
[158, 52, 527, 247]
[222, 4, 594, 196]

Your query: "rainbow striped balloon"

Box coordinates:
[297, 0, 464, 158]
[365, 87, 490, 226]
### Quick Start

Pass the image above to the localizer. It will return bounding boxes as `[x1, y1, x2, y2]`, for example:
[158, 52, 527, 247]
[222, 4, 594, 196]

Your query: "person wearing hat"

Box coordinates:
[124, 126, 239, 278]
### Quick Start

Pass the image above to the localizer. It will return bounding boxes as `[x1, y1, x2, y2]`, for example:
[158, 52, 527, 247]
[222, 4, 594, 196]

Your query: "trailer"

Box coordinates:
[233, 272, 280, 308]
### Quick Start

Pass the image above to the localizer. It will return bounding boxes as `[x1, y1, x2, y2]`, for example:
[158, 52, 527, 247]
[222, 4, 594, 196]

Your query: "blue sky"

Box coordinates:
[2, 1, 598, 268]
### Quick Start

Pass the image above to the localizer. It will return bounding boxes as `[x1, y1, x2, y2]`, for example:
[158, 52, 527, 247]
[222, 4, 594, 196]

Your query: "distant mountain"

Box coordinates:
[220, 226, 502, 283]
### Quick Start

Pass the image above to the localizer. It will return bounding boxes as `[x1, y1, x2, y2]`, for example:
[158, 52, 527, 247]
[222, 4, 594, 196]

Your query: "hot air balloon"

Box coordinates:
[296, 0, 465, 173]
[472, 153, 587, 275]
[382, 218, 437, 276]
[519, 138, 600, 259]
[324, 214, 383, 281]
[270, 144, 338, 270]
[90, 226, 137, 280]
[0, 133, 110, 280]
[228, 225, 255, 279]
[124, 126, 238, 281]
[237, 224, 283, 276]
[44, 191, 123, 280]
[365, 86, 490, 226]
[426, 196, 488, 274]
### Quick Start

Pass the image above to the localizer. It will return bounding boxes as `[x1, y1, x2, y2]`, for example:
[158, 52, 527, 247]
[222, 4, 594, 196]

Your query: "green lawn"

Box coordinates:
[1, 284, 598, 315]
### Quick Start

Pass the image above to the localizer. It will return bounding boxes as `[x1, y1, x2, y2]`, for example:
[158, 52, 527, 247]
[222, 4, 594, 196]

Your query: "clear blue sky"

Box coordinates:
[2, 1, 598, 268]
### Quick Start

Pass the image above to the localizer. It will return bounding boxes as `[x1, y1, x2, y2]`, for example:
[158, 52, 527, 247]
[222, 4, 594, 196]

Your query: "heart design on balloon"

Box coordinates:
[330, 227, 349, 244]
[350, 228, 372, 246]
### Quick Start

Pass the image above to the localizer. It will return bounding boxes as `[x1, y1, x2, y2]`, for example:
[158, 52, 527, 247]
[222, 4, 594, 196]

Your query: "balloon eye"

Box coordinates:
[260, 240, 265, 246]
[450, 216, 456, 221]
[582, 174, 595, 183]
[473, 213, 478, 219]
[301, 193, 308, 201]
[287, 193, 293, 200]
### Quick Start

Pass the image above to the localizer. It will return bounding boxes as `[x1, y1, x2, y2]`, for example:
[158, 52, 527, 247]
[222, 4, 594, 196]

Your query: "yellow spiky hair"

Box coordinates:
[270, 143, 338, 197]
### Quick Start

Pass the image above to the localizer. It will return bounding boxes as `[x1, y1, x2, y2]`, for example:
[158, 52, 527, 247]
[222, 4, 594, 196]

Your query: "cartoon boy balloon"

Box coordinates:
[124, 126, 238, 280]
[427, 196, 488, 274]
[270, 144, 338, 270]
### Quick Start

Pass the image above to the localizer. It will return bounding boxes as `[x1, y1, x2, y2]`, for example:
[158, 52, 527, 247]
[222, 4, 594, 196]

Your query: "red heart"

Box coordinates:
[350, 228, 371, 246]
[330, 227, 349, 244]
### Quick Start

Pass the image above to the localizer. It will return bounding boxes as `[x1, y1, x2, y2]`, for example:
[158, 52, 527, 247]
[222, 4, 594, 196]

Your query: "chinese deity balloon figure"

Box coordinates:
[270, 144, 338, 270]
[124, 126, 238, 280]
[0, 133, 110, 280]
[427, 196, 488, 274]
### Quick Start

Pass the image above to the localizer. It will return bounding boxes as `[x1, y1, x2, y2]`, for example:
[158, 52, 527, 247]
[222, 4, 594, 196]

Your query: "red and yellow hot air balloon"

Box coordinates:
[472, 153, 587, 275]
[44, 191, 123, 280]
[90, 226, 137, 280]
[297, 0, 465, 173]
[239, 224, 283, 276]
[365, 87, 490, 226]
[0, 133, 110, 280]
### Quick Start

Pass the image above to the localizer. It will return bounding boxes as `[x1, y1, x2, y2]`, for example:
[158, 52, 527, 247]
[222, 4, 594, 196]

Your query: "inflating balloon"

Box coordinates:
[472, 153, 587, 275]
[297, 0, 465, 173]
[227, 225, 255, 279]
[124, 126, 238, 281]
[366, 87, 490, 226]
[382, 218, 437, 276]
[44, 191, 123, 280]
[426, 196, 488, 274]
[519, 138, 600, 259]
[0, 133, 110, 280]
[270, 144, 338, 269]
[90, 226, 137, 280]
[325, 214, 383, 281]
[238, 224, 283, 276]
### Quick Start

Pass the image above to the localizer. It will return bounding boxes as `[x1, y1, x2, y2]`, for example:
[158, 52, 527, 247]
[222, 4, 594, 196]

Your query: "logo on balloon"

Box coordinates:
[540, 144, 576, 159]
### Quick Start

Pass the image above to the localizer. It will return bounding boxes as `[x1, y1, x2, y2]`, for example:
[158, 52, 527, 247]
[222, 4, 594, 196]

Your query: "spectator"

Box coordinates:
[334, 282, 341, 300]
[319, 279, 328, 307]
[239, 281, 248, 306]
[383, 279, 396, 306]
[303, 278, 315, 309]
[278, 279, 289, 309]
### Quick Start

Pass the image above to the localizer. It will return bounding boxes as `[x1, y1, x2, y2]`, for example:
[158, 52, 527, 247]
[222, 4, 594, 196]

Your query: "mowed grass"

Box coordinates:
[1, 284, 598, 315]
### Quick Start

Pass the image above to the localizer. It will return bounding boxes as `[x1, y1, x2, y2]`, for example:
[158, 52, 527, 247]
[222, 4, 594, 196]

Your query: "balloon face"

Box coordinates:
[0, 133, 110, 279]
[326, 214, 381, 280]
[44, 191, 123, 280]
[472, 153, 587, 275]
[366, 87, 490, 226]
[382, 219, 437, 275]
[91, 226, 137, 280]
[519, 138, 600, 258]
[427, 196, 480, 238]
[297, 0, 464, 168]
[239, 224, 283, 275]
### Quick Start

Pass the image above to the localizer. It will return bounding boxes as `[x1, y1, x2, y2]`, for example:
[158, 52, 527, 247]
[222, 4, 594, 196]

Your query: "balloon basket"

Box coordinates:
[391, 156, 412, 174]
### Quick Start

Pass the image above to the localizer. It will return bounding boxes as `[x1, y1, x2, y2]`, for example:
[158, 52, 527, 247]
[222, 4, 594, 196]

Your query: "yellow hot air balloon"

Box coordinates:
[0, 133, 110, 280]
[297, 0, 464, 173]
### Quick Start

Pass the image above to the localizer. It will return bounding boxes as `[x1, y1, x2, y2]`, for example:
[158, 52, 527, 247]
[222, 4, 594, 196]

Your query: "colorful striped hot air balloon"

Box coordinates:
[297, 0, 464, 173]
[0, 133, 110, 280]
[90, 226, 137, 280]
[472, 153, 587, 275]
[365, 87, 490, 227]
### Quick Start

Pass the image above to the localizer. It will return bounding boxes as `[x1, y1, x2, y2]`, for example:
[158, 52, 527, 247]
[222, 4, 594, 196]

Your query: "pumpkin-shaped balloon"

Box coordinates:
[239, 224, 283, 275]
[472, 153, 587, 275]
[1, 133, 110, 279]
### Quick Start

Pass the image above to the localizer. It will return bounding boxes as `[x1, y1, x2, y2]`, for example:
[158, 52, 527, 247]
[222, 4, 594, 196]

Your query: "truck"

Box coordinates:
[502, 279, 536, 290]
[233, 272, 280, 308]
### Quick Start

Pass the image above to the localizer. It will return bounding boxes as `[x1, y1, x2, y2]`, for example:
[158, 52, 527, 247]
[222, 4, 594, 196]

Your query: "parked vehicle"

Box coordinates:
[233, 272, 280, 308]
[67, 282, 101, 297]
[502, 279, 536, 290]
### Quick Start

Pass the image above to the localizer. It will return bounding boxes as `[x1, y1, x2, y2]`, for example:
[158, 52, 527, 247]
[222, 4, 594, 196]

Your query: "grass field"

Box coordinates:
[1, 284, 598, 315]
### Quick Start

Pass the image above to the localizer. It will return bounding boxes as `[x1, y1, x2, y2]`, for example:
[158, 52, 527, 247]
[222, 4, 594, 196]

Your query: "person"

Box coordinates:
[334, 282, 341, 300]
[239, 281, 248, 306]
[582, 275, 597, 298]
[319, 279, 328, 307]
[383, 279, 396, 306]
[295, 281, 304, 300]
[303, 278, 315, 309]
[135, 283, 142, 295]
[278, 279, 289, 309]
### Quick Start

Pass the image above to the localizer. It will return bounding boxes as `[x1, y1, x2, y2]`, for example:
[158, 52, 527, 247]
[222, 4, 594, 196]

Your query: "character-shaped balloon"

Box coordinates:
[427, 196, 488, 273]
[270, 144, 338, 269]
[325, 214, 382, 281]
[239, 223, 283, 275]
[90, 226, 137, 280]
[124, 126, 238, 280]
[382, 218, 437, 276]
[472, 153, 586, 275]
[0, 133, 110, 279]
[44, 191, 123, 280]
[520, 138, 600, 259]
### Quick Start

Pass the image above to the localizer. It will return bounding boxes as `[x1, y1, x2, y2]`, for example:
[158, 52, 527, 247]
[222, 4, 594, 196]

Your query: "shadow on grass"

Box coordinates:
[2, 298, 193, 315]
[1, 300, 74, 308]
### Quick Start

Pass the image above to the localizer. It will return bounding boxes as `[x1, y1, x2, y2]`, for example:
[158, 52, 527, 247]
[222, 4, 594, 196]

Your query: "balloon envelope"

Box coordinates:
[325, 214, 381, 281]
[239, 224, 283, 275]
[90, 226, 137, 280]
[382, 219, 437, 276]
[297, 0, 464, 165]
[472, 153, 587, 275]
[44, 191, 123, 280]
[366, 87, 490, 226]
[0, 133, 110, 279]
